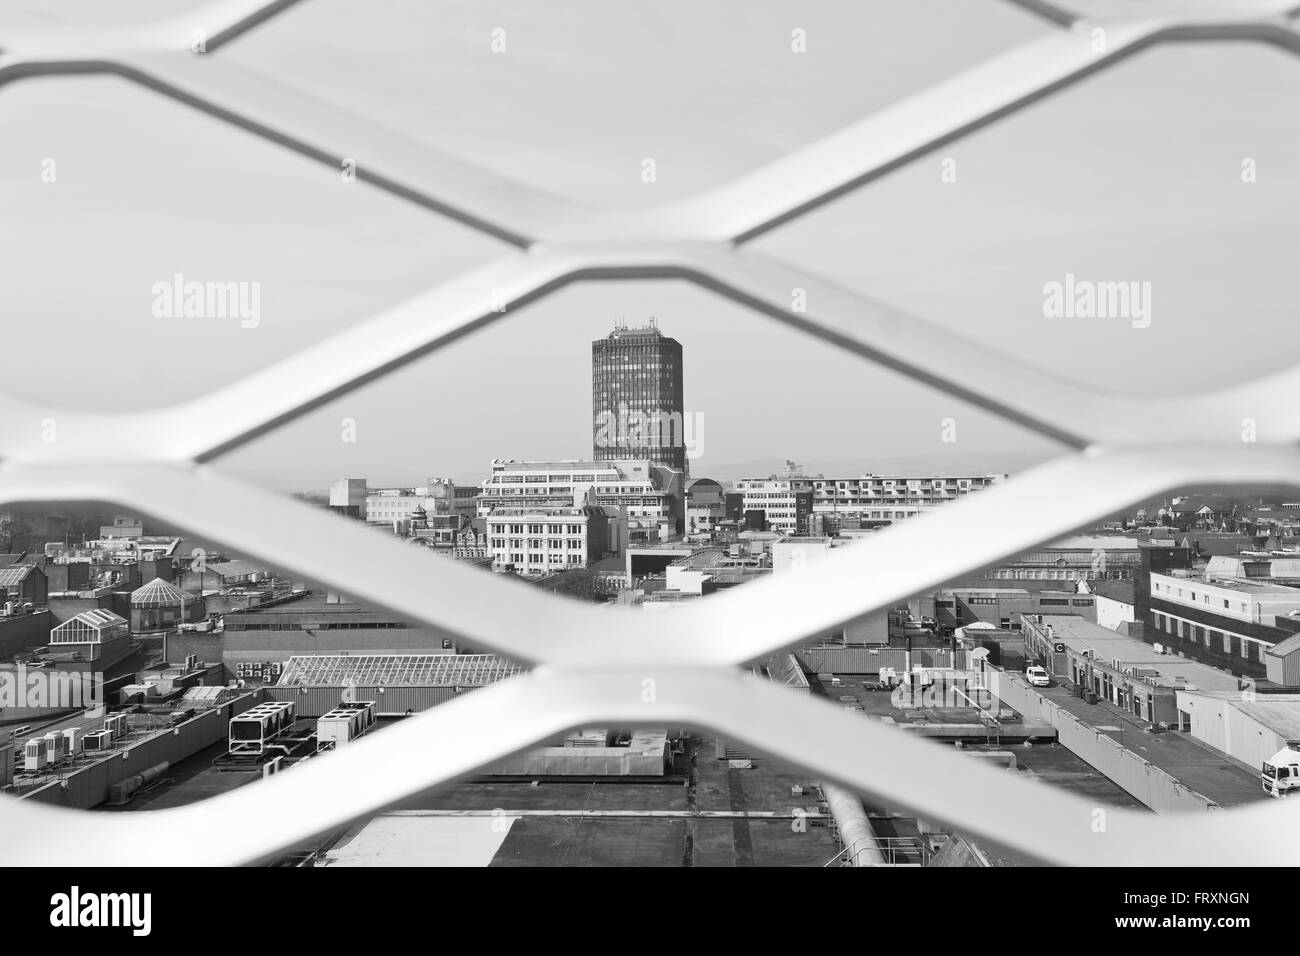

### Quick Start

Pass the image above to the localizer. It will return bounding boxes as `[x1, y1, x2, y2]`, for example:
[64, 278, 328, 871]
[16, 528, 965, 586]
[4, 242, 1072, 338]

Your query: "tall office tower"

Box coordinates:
[592, 319, 686, 476]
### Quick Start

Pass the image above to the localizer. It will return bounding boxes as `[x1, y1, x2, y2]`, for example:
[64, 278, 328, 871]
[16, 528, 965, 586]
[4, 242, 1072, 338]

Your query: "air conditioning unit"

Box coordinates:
[43, 732, 65, 764]
[23, 739, 46, 772]
[83, 730, 113, 752]
[63, 728, 81, 757]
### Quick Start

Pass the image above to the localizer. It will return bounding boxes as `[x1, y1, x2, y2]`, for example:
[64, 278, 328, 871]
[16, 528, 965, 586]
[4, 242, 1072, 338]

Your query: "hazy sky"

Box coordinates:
[3, 1, 1299, 490]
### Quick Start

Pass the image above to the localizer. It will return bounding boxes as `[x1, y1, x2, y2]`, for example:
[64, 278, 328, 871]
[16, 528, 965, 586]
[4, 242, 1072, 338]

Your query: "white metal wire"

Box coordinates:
[2, 0, 1299, 866]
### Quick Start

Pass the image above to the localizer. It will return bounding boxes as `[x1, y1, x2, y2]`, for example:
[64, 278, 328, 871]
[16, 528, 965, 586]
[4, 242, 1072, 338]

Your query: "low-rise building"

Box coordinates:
[0, 564, 46, 608]
[808, 473, 1005, 528]
[130, 578, 204, 634]
[1090, 580, 1137, 632]
[477, 458, 684, 541]
[734, 477, 814, 536]
[178, 558, 274, 592]
[99, 515, 145, 538]
[1022, 614, 1240, 724]
[980, 535, 1145, 584]
[919, 586, 1098, 630]
[49, 608, 132, 665]
[329, 477, 367, 518]
[1175, 691, 1300, 773]
[365, 490, 426, 526]
[486, 505, 608, 577]
[1265, 633, 1300, 687]
[1148, 569, 1300, 678]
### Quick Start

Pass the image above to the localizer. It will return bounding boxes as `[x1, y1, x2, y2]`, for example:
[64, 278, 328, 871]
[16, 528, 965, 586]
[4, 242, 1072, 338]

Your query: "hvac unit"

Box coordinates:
[0, 744, 11, 787]
[315, 701, 376, 753]
[63, 728, 81, 757]
[23, 739, 46, 772]
[228, 701, 297, 756]
[43, 732, 65, 765]
[83, 730, 113, 752]
[105, 715, 128, 739]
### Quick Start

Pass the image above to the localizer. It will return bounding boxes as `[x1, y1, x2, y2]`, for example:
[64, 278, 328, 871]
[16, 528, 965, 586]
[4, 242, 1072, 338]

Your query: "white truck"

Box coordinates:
[1262, 742, 1300, 798]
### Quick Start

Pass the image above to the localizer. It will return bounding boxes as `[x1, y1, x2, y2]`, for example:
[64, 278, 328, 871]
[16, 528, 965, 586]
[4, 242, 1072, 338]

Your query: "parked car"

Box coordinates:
[1025, 665, 1052, 688]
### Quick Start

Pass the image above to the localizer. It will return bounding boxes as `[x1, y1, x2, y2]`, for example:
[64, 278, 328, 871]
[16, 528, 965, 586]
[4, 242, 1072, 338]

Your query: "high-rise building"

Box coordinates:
[592, 320, 686, 476]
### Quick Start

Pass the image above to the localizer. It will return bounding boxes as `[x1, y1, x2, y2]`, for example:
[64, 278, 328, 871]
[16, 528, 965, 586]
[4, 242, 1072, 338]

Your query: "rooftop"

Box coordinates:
[1035, 615, 1239, 693]
[276, 654, 525, 687]
[1155, 571, 1300, 596]
[1266, 633, 1300, 659]
[0, 566, 38, 586]
[486, 506, 598, 518]
[1045, 535, 1141, 551]
[1086, 580, 1136, 605]
[199, 559, 272, 578]
[130, 577, 193, 607]
[61, 608, 127, 631]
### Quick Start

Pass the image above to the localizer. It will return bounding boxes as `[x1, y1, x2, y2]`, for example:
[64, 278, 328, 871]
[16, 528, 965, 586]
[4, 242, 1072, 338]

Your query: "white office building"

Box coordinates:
[486, 506, 608, 577]
[477, 459, 683, 538]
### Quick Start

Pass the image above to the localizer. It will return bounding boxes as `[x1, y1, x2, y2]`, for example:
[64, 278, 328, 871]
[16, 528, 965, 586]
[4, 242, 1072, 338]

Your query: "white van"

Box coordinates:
[1025, 665, 1052, 688]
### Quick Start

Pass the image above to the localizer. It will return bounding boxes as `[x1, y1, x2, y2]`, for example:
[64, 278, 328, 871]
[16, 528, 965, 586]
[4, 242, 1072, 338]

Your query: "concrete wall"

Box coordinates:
[991, 671, 1218, 813]
[1096, 595, 1136, 632]
[798, 645, 964, 675]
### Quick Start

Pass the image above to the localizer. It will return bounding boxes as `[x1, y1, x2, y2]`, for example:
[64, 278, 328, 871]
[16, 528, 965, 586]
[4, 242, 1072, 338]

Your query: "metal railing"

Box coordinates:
[2, 0, 1300, 866]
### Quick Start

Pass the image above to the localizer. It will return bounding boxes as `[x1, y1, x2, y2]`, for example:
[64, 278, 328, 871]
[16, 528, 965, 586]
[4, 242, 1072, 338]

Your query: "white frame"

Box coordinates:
[2, 0, 1300, 865]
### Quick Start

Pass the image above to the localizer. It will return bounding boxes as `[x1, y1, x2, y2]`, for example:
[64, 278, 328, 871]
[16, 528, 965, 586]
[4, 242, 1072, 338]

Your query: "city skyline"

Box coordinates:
[3, 0, 1299, 884]
[6, 2, 1300, 495]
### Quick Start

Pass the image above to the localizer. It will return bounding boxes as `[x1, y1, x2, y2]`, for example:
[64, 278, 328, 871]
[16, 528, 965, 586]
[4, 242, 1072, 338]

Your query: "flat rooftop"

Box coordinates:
[1032, 682, 1265, 807]
[224, 592, 405, 623]
[1038, 616, 1240, 693]
[1199, 576, 1300, 594]
[817, 676, 1148, 811]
